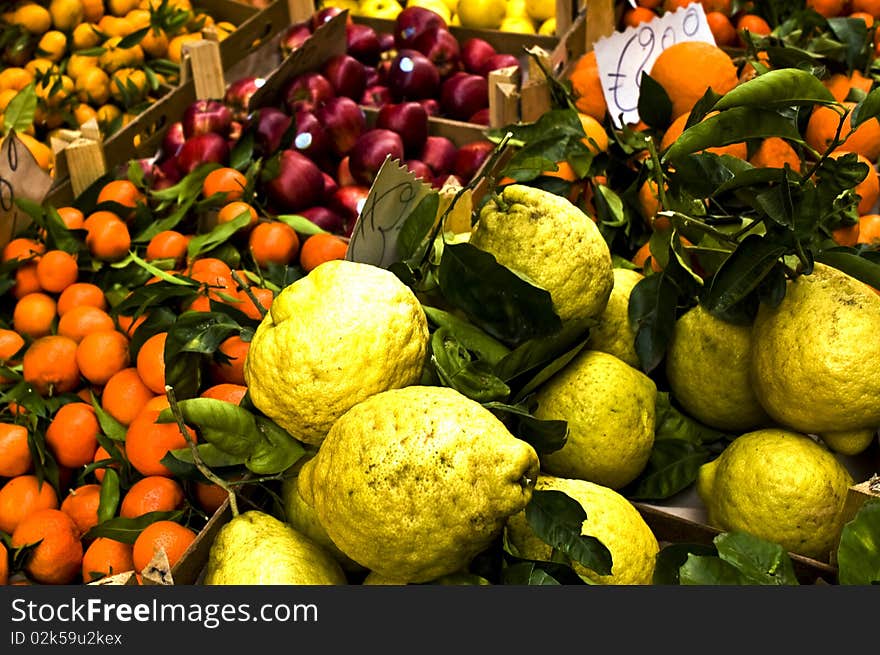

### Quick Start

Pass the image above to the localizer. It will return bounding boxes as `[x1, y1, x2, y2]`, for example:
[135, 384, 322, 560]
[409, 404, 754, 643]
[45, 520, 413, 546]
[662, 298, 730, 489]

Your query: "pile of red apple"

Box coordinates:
[143, 7, 506, 239]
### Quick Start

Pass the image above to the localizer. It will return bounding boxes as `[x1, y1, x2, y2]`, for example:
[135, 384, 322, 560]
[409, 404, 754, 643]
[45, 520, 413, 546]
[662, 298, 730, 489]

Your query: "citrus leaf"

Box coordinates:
[164, 311, 241, 360]
[83, 510, 183, 544]
[482, 401, 567, 455]
[714, 531, 799, 585]
[431, 328, 511, 402]
[653, 543, 717, 585]
[246, 417, 306, 475]
[158, 398, 260, 457]
[97, 469, 120, 524]
[511, 330, 591, 403]
[524, 490, 613, 576]
[186, 212, 252, 261]
[127, 250, 195, 286]
[422, 306, 510, 366]
[625, 439, 711, 501]
[501, 562, 562, 585]
[654, 391, 730, 444]
[679, 554, 746, 585]
[663, 108, 802, 162]
[827, 17, 868, 71]
[629, 272, 679, 373]
[275, 213, 328, 236]
[851, 87, 880, 129]
[638, 72, 672, 130]
[713, 68, 835, 112]
[493, 320, 590, 384]
[118, 26, 150, 49]
[168, 443, 248, 468]
[837, 498, 880, 585]
[703, 235, 788, 315]
[2, 86, 37, 135]
[397, 191, 439, 261]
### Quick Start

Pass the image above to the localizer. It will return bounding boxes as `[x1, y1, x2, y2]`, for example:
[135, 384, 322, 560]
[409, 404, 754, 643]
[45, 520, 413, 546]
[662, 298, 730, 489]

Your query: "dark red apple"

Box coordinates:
[420, 135, 457, 176]
[468, 108, 490, 126]
[283, 72, 335, 114]
[250, 107, 292, 157]
[375, 59, 393, 85]
[412, 28, 460, 79]
[175, 132, 229, 176]
[322, 54, 367, 100]
[376, 101, 428, 156]
[312, 6, 349, 30]
[420, 98, 440, 116]
[266, 150, 326, 213]
[405, 159, 433, 182]
[300, 206, 347, 234]
[346, 23, 381, 66]
[280, 21, 312, 56]
[461, 38, 497, 75]
[349, 128, 405, 186]
[161, 121, 185, 161]
[224, 76, 265, 121]
[453, 140, 494, 182]
[292, 110, 332, 163]
[321, 172, 338, 201]
[364, 65, 379, 87]
[315, 96, 366, 156]
[394, 6, 447, 49]
[440, 73, 488, 121]
[331, 185, 371, 230]
[182, 99, 233, 139]
[388, 49, 440, 101]
[361, 84, 393, 108]
[378, 32, 395, 53]
[480, 53, 521, 77]
[337, 156, 356, 187]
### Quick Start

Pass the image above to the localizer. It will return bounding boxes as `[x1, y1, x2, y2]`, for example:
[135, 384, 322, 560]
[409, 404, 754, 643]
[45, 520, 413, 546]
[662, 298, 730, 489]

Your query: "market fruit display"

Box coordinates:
[1, 1, 880, 588]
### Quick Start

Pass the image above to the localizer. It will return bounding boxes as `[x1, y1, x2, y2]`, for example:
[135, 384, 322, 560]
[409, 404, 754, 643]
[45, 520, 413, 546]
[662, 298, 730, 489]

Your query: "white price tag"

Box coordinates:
[0, 130, 53, 249]
[594, 3, 716, 128]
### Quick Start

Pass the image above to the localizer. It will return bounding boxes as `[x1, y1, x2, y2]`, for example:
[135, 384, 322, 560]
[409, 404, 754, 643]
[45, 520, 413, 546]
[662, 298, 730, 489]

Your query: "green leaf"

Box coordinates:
[127, 250, 195, 286]
[714, 531, 799, 585]
[397, 191, 439, 261]
[827, 17, 868, 71]
[524, 490, 613, 576]
[2, 85, 37, 134]
[42, 205, 83, 254]
[653, 543, 717, 584]
[118, 26, 150, 49]
[483, 401, 567, 454]
[164, 311, 240, 360]
[637, 72, 672, 130]
[487, 109, 585, 144]
[437, 242, 562, 345]
[159, 399, 261, 458]
[703, 235, 788, 315]
[83, 510, 184, 544]
[511, 330, 590, 403]
[654, 392, 730, 444]
[679, 554, 746, 585]
[431, 328, 511, 402]
[186, 212, 253, 261]
[229, 132, 254, 172]
[97, 469, 120, 524]
[628, 273, 679, 373]
[713, 68, 835, 112]
[837, 498, 880, 585]
[247, 417, 306, 475]
[501, 562, 562, 585]
[275, 214, 328, 236]
[422, 306, 510, 366]
[663, 108, 802, 162]
[625, 439, 711, 501]
[850, 87, 880, 129]
[493, 320, 590, 384]
[167, 443, 248, 468]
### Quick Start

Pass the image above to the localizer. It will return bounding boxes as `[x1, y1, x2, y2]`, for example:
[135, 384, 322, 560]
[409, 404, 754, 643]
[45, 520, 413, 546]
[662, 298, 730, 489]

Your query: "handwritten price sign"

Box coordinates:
[0, 130, 53, 249]
[594, 3, 716, 128]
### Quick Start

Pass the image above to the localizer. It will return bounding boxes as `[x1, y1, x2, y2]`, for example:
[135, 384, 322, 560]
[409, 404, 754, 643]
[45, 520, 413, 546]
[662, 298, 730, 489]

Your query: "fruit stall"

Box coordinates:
[0, 0, 878, 590]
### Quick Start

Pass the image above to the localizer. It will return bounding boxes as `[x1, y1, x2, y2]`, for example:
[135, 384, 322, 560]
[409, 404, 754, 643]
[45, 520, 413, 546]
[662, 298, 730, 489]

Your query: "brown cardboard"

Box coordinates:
[841, 477, 880, 531]
[0, 131, 54, 249]
[171, 500, 234, 585]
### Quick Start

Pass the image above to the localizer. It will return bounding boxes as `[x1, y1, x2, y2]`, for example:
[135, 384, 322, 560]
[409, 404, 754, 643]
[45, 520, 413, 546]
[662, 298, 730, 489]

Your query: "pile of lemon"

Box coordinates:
[0, 0, 238, 173]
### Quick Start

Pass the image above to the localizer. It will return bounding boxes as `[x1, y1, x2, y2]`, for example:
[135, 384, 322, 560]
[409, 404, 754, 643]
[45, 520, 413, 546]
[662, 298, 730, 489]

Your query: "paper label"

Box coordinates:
[594, 3, 716, 128]
[345, 157, 432, 269]
[0, 130, 54, 249]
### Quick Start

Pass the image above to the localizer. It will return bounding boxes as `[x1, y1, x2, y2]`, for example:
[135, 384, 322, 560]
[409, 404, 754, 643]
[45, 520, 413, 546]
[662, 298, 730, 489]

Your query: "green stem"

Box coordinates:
[231, 270, 268, 320]
[799, 104, 849, 184]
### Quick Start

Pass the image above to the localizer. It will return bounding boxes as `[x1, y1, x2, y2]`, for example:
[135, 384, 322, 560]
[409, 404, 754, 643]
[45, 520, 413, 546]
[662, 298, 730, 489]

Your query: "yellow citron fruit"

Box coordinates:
[469, 184, 613, 324]
[358, 0, 398, 20]
[534, 350, 656, 489]
[407, 0, 452, 22]
[697, 429, 853, 560]
[525, 0, 554, 22]
[297, 385, 540, 583]
[12, 3, 52, 35]
[506, 0, 529, 18]
[456, 0, 506, 29]
[203, 511, 347, 585]
[76, 67, 111, 105]
[72, 22, 101, 50]
[751, 263, 880, 434]
[499, 15, 536, 33]
[506, 475, 659, 585]
[818, 428, 876, 456]
[245, 259, 429, 446]
[49, 0, 83, 31]
[588, 268, 643, 368]
[666, 304, 771, 432]
[439, 0, 458, 11]
[538, 17, 556, 35]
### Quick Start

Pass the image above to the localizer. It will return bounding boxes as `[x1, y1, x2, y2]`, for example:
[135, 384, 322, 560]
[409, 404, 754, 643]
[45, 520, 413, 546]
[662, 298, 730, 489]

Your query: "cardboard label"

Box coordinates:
[0, 130, 54, 249]
[594, 3, 715, 128]
[345, 157, 433, 269]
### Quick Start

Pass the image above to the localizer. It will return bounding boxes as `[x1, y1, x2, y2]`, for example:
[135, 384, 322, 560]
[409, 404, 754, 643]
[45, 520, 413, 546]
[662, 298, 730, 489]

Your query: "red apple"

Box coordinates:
[461, 38, 497, 75]
[315, 96, 366, 156]
[300, 206, 347, 234]
[175, 132, 229, 176]
[250, 107, 292, 156]
[280, 21, 312, 56]
[376, 101, 428, 156]
[337, 156, 356, 187]
[292, 110, 332, 164]
[349, 128, 405, 186]
[283, 72, 335, 114]
[378, 32, 396, 53]
[480, 53, 521, 77]
[388, 49, 440, 101]
[312, 6, 350, 30]
[395, 6, 447, 49]
[361, 84, 393, 108]
[405, 159, 433, 183]
[161, 121, 185, 161]
[182, 99, 232, 139]
[330, 185, 371, 231]
[420, 135, 457, 176]
[453, 140, 494, 182]
[412, 28, 460, 79]
[322, 54, 367, 101]
[468, 108, 490, 126]
[224, 76, 265, 121]
[440, 72, 488, 122]
[266, 149, 326, 213]
[346, 23, 381, 66]
[420, 98, 440, 116]
[321, 172, 339, 201]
